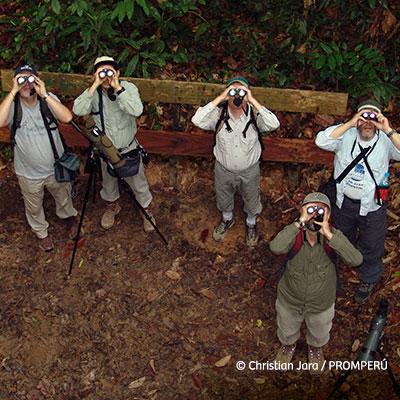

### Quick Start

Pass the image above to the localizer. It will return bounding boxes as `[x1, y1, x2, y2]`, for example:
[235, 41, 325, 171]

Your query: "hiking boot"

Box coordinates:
[142, 208, 156, 233]
[101, 202, 121, 229]
[246, 223, 258, 247]
[213, 217, 235, 241]
[275, 343, 296, 370]
[66, 216, 79, 239]
[308, 346, 325, 376]
[354, 281, 375, 303]
[38, 236, 54, 252]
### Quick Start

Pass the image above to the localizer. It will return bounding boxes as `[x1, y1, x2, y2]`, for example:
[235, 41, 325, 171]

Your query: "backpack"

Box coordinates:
[213, 101, 265, 159]
[11, 93, 68, 149]
[276, 229, 341, 289]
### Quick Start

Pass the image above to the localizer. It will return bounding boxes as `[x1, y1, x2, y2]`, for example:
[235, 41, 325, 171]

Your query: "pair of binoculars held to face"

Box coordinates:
[361, 111, 378, 121]
[228, 87, 247, 98]
[98, 69, 114, 79]
[307, 205, 325, 216]
[17, 75, 35, 85]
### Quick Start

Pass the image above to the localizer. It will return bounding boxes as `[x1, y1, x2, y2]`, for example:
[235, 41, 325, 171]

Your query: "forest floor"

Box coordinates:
[0, 156, 399, 400]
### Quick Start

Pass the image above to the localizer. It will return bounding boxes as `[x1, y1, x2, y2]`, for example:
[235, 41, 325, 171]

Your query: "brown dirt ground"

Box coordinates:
[0, 156, 399, 400]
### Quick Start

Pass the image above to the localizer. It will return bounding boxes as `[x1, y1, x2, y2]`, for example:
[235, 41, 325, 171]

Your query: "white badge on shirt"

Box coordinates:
[344, 163, 365, 200]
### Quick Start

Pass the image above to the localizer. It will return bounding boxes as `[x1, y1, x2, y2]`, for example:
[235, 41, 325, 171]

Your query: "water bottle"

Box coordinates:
[376, 172, 389, 202]
[380, 172, 390, 187]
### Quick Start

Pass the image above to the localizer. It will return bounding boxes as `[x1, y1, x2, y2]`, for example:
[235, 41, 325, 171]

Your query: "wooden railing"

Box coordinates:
[1, 69, 348, 164]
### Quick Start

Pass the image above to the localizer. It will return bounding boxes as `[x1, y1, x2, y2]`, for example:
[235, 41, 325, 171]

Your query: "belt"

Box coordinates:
[344, 195, 361, 204]
[118, 139, 135, 153]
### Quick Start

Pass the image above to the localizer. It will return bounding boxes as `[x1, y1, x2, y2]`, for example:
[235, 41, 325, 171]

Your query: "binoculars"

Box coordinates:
[17, 75, 35, 85]
[361, 111, 378, 121]
[228, 88, 246, 98]
[307, 205, 325, 216]
[99, 69, 114, 79]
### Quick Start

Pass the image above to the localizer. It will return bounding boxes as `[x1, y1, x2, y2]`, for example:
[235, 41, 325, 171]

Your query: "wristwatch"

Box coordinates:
[42, 92, 50, 100]
[295, 218, 306, 229]
[387, 129, 397, 138]
[116, 87, 126, 96]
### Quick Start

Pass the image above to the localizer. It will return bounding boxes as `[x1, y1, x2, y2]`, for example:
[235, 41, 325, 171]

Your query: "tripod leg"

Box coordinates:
[67, 155, 96, 278]
[109, 164, 169, 246]
[378, 347, 400, 397]
[326, 369, 353, 400]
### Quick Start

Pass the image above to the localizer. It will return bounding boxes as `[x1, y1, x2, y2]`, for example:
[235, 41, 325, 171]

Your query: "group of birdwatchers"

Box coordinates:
[1, 56, 399, 376]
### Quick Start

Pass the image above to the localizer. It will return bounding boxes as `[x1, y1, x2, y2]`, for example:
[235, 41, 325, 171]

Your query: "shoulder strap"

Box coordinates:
[11, 93, 23, 146]
[39, 98, 61, 160]
[276, 230, 304, 281]
[213, 102, 230, 149]
[335, 145, 371, 184]
[322, 234, 341, 289]
[97, 86, 106, 132]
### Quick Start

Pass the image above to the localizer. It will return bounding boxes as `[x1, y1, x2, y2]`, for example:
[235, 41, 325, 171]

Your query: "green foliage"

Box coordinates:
[309, 41, 396, 105]
[0, 0, 399, 104]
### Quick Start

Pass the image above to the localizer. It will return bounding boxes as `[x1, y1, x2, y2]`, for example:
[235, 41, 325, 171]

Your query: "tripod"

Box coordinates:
[67, 120, 168, 278]
[326, 339, 400, 399]
[326, 299, 400, 399]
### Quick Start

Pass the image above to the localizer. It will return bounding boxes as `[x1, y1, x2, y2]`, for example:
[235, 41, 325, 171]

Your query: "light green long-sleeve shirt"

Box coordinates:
[73, 81, 143, 149]
[270, 223, 363, 315]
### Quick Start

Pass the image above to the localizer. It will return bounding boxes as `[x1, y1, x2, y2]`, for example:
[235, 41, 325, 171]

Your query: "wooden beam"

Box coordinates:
[0, 125, 334, 164]
[1, 69, 348, 115]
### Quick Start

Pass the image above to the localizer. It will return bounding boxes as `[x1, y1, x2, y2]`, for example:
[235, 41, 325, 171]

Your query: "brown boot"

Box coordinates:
[38, 236, 54, 252]
[308, 346, 325, 376]
[66, 216, 79, 239]
[142, 208, 156, 232]
[275, 343, 296, 370]
[101, 202, 121, 229]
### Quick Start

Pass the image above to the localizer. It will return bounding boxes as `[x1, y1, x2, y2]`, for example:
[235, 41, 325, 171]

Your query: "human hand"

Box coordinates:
[313, 206, 332, 240]
[32, 76, 47, 98]
[371, 112, 392, 134]
[212, 86, 231, 107]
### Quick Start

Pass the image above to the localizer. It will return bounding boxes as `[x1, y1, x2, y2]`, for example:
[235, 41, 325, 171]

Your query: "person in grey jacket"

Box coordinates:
[270, 192, 362, 375]
[315, 99, 400, 302]
[73, 56, 155, 232]
[192, 76, 280, 246]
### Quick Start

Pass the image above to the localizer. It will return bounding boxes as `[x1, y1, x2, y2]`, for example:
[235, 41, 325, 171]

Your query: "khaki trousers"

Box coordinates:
[17, 174, 77, 239]
[275, 298, 335, 347]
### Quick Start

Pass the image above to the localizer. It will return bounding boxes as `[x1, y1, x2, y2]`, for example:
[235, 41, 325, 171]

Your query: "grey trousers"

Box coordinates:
[332, 196, 387, 284]
[214, 161, 262, 218]
[275, 298, 335, 347]
[100, 159, 152, 208]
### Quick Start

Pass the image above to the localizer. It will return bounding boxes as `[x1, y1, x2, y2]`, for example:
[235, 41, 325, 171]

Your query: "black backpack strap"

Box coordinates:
[335, 145, 371, 184]
[97, 86, 106, 132]
[11, 93, 23, 146]
[39, 98, 61, 161]
[213, 102, 230, 149]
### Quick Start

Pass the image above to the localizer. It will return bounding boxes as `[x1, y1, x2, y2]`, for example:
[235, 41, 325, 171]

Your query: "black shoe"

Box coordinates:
[354, 281, 374, 303]
[213, 217, 235, 241]
[246, 223, 258, 247]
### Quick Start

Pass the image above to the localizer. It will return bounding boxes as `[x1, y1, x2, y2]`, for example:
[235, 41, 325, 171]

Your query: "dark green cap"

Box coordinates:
[357, 99, 382, 114]
[226, 76, 250, 88]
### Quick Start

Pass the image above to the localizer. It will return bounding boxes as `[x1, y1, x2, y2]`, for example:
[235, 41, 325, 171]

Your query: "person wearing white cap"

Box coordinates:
[0, 64, 78, 252]
[73, 56, 156, 233]
[192, 76, 280, 247]
[316, 99, 400, 302]
[270, 192, 362, 375]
